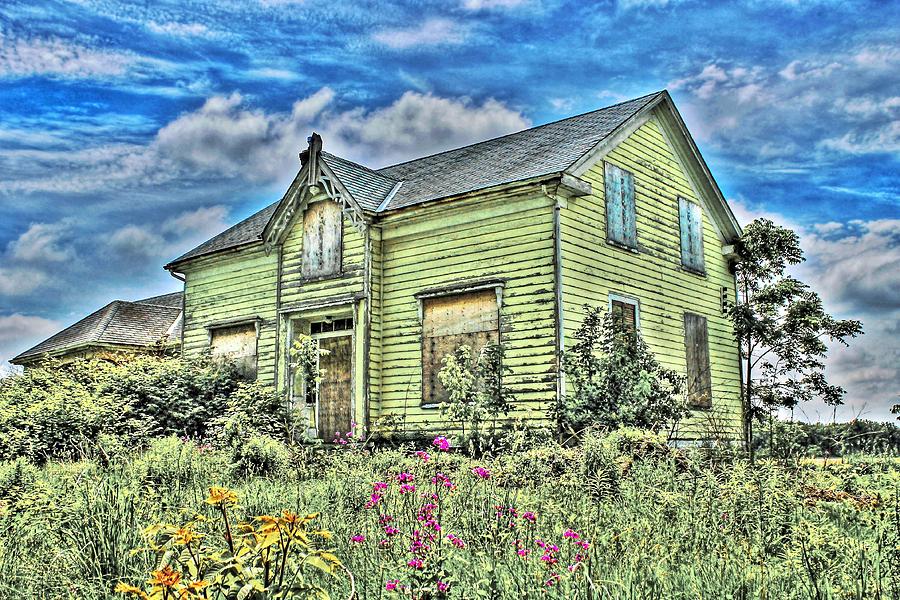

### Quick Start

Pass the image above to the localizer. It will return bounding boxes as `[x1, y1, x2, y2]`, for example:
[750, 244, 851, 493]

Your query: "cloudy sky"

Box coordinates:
[1, 0, 897, 420]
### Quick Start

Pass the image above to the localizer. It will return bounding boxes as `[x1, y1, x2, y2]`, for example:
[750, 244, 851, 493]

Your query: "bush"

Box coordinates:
[230, 434, 292, 478]
[0, 355, 250, 463]
[212, 381, 293, 447]
[555, 306, 687, 437]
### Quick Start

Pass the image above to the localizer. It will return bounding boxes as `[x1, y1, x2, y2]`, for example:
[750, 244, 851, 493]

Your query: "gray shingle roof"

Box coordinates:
[166, 92, 661, 266]
[321, 152, 398, 212]
[12, 292, 183, 363]
[377, 92, 661, 210]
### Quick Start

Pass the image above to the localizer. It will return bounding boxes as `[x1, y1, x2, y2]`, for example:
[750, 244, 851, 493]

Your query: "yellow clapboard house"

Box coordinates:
[161, 91, 743, 441]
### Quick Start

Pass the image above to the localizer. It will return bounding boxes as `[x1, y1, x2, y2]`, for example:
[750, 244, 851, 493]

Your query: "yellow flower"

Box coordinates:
[173, 525, 201, 546]
[114, 582, 150, 599]
[205, 486, 238, 507]
[148, 565, 182, 588]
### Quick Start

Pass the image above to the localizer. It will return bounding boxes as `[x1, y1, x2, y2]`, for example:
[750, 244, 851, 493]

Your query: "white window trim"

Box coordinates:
[608, 293, 642, 331]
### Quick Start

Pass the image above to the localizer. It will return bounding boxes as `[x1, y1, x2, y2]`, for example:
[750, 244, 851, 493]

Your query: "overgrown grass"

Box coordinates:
[1, 433, 899, 599]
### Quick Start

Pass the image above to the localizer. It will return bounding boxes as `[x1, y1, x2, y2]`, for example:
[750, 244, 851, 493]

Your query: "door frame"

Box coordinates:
[287, 308, 355, 439]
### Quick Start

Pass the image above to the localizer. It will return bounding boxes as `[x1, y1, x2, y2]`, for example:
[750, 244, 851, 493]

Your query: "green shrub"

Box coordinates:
[0, 458, 39, 507]
[579, 428, 621, 500]
[230, 434, 291, 478]
[212, 381, 293, 447]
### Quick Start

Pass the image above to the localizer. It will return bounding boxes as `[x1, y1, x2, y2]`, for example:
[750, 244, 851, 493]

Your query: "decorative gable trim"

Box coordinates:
[262, 133, 369, 253]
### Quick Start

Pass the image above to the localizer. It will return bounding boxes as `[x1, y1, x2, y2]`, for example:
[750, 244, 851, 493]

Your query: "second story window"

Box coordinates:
[678, 197, 705, 273]
[302, 200, 342, 278]
[604, 162, 637, 248]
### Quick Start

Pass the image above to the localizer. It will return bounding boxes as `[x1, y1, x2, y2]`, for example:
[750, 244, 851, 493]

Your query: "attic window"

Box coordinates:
[421, 288, 499, 407]
[604, 162, 637, 248]
[302, 201, 342, 278]
[210, 322, 258, 381]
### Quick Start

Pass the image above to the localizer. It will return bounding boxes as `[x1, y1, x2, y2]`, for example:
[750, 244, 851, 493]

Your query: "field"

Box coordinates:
[1, 431, 898, 600]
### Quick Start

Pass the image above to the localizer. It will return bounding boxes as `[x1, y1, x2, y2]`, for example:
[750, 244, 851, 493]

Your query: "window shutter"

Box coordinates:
[678, 198, 705, 272]
[683, 312, 712, 408]
[302, 201, 342, 277]
[421, 289, 499, 406]
[604, 163, 636, 248]
[611, 299, 637, 333]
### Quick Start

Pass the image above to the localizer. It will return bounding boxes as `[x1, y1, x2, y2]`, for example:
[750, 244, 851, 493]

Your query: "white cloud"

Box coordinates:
[0, 313, 62, 373]
[0, 87, 529, 194]
[7, 222, 73, 263]
[372, 19, 467, 49]
[462, 0, 527, 9]
[147, 21, 212, 37]
[108, 205, 231, 261]
[0, 268, 49, 297]
[0, 32, 132, 78]
[668, 40, 900, 162]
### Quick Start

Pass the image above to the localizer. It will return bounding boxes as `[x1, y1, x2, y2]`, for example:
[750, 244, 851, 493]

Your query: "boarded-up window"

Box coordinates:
[678, 198, 705, 272]
[210, 323, 258, 381]
[610, 299, 637, 334]
[604, 162, 636, 248]
[422, 289, 499, 406]
[301, 201, 342, 278]
[683, 313, 712, 408]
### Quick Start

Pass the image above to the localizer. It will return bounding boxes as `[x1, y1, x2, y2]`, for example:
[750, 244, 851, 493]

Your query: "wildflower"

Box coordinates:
[350, 534, 365, 543]
[385, 579, 402, 591]
[471, 466, 491, 479]
[432, 436, 451, 451]
[564, 529, 580, 540]
[522, 511, 537, 523]
[397, 472, 414, 482]
[173, 525, 200, 546]
[365, 493, 382, 509]
[114, 583, 149, 599]
[373, 481, 389, 491]
[436, 581, 450, 593]
[205, 487, 237, 508]
[148, 565, 181, 588]
[379, 538, 391, 548]
[415, 450, 431, 462]
[446, 533, 465, 548]
[399, 483, 416, 495]
[545, 573, 561, 587]
[407, 558, 425, 570]
[579, 540, 590, 550]
[384, 525, 400, 537]
[379, 514, 395, 525]
[431, 473, 456, 489]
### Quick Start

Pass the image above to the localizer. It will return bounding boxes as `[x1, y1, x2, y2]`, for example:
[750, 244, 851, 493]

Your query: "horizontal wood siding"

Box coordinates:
[280, 200, 366, 310]
[369, 226, 384, 415]
[181, 247, 278, 383]
[377, 192, 557, 430]
[560, 115, 742, 439]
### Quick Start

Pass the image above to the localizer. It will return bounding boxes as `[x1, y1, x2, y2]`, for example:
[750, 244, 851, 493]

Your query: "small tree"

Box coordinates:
[438, 342, 514, 452]
[728, 219, 863, 457]
[553, 306, 686, 439]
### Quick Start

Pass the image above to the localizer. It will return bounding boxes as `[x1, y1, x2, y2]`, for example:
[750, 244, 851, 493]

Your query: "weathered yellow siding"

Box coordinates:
[560, 114, 742, 438]
[279, 200, 366, 312]
[181, 248, 279, 382]
[376, 191, 558, 430]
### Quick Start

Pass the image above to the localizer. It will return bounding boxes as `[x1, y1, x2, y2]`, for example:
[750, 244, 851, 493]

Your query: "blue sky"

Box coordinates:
[1, 0, 897, 420]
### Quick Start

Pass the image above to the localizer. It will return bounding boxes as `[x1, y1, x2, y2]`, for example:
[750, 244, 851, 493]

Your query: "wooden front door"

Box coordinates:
[317, 335, 352, 441]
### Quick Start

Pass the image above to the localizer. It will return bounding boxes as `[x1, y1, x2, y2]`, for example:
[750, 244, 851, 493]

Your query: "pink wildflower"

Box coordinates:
[436, 581, 450, 593]
[545, 573, 561, 587]
[471, 466, 491, 479]
[399, 483, 416, 495]
[564, 529, 580, 540]
[384, 525, 400, 537]
[350, 534, 365, 543]
[365, 493, 382, 509]
[397, 472, 414, 482]
[407, 558, 424, 570]
[385, 579, 402, 591]
[446, 533, 465, 548]
[432, 436, 451, 451]
[415, 450, 430, 462]
[522, 511, 536, 523]
[373, 481, 388, 491]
